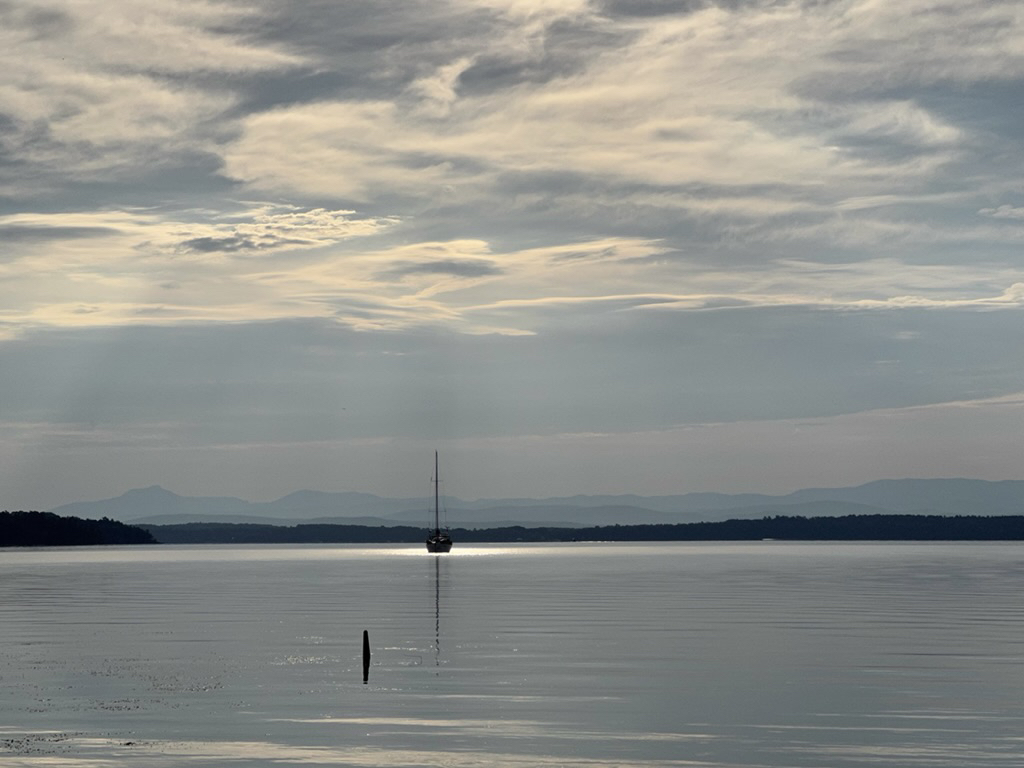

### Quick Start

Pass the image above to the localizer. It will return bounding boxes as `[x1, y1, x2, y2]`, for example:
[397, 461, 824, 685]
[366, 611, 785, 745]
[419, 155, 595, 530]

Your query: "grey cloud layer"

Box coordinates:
[4, 305, 1019, 441]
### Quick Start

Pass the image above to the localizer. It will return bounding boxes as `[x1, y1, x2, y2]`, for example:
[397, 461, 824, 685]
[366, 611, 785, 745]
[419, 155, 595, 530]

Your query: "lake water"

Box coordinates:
[1, 542, 1023, 766]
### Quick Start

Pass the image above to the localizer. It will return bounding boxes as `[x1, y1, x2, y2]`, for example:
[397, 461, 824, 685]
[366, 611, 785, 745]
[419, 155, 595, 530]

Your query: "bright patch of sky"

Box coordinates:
[2, 0, 1023, 508]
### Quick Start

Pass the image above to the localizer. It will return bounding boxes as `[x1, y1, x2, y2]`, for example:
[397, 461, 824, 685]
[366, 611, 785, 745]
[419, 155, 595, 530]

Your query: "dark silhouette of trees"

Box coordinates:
[0, 511, 156, 547]
[142, 514, 1024, 544]
[143, 522, 426, 544]
[9, 510, 1020, 548]
[581, 514, 1024, 541]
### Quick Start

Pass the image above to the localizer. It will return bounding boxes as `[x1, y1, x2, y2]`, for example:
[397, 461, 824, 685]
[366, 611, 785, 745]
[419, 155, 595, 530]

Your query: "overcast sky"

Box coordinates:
[3, 0, 1024, 509]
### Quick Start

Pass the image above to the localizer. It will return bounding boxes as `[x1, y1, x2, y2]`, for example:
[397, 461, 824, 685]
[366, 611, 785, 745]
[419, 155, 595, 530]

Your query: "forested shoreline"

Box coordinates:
[0, 511, 156, 546]
[142, 514, 1024, 544]
[6, 512, 1024, 548]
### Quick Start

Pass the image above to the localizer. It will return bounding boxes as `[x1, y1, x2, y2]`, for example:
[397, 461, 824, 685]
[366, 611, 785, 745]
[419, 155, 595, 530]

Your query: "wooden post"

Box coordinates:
[362, 629, 371, 684]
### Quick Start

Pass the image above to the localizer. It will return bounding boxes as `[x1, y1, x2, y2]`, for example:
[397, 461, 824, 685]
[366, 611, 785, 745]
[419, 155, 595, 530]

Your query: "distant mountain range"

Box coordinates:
[48, 478, 1024, 528]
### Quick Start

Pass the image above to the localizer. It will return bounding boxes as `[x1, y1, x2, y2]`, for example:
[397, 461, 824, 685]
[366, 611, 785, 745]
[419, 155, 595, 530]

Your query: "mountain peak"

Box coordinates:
[121, 485, 180, 499]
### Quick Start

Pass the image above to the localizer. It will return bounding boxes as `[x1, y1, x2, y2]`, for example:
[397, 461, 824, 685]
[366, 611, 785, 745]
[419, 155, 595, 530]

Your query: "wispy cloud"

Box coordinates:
[0, 1, 303, 195]
[980, 205, 1024, 220]
[0, 205, 398, 336]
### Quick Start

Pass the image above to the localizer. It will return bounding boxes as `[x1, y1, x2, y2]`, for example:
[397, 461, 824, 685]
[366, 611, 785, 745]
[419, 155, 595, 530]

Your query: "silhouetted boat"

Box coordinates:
[426, 451, 453, 553]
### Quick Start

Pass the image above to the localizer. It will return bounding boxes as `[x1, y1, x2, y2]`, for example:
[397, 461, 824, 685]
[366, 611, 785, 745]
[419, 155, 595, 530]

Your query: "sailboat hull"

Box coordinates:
[426, 534, 452, 553]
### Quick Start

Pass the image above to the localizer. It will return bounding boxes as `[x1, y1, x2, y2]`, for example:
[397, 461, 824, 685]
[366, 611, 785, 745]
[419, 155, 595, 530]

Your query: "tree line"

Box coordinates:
[0, 511, 156, 546]
[6, 512, 1024, 547]
[142, 514, 1024, 544]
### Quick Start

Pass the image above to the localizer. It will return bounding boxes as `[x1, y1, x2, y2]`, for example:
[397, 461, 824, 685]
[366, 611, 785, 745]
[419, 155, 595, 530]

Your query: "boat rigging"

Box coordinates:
[425, 451, 453, 553]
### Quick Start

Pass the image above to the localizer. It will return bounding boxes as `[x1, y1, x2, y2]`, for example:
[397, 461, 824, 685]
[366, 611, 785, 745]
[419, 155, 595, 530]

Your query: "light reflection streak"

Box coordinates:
[0, 543, 537, 566]
[782, 743, 1024, 761]
[858, 712, 1023, 722]
[0, 737, 718, 767]
[267, 716, 719, 743]
[747, 724, 974, 733]
[0, 542, 762, 566]
[380, 546, 536, 557]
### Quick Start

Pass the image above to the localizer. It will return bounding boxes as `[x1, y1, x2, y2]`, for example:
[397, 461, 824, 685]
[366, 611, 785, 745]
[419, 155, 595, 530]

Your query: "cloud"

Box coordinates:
[0, 0, 303, 193]
[0, 224, 121, 243]
[2, 199, 1021, 343]
[174, 206, 398, 255]
[383, 259, 505, 279]
[181, 235, 277, 253]
[207, 0, 1024, 289]
[0, 205, 400, 337]
[980, 205, 1024, 220]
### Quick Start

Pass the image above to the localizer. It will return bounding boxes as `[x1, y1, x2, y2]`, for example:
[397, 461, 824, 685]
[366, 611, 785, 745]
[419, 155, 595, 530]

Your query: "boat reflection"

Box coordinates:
[433, 554, 442, 672]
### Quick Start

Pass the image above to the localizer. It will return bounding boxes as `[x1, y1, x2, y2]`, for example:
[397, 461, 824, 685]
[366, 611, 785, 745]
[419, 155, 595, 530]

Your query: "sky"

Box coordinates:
[2, 0, 1024, 509]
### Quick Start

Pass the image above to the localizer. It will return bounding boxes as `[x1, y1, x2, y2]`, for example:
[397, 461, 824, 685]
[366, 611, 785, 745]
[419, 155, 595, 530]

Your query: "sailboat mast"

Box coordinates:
[424, 450, 453, 552]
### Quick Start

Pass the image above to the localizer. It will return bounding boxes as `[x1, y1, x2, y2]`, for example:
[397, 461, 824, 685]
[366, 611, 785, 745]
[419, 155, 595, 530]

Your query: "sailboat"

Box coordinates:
[425, 451, 453, 553]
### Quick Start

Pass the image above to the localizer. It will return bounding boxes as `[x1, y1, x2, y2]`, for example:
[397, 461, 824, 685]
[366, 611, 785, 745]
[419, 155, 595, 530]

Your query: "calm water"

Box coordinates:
[1, 542, 1023, 766]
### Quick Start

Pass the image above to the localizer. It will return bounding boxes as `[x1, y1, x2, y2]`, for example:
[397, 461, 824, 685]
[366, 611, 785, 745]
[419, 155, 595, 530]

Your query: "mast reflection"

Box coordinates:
[433, 554, 441, 671]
